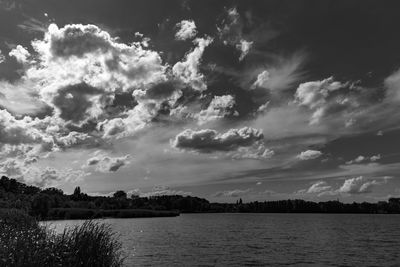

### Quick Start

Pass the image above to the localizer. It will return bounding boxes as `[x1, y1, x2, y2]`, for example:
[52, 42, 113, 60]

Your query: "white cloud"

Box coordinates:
[370, 154, 381, 162]
[0, 49, 5, 64]
[236, 39, 252, 61]
[249, 53, 305, 93]
[338, 176, 382, 194]
[306, 181, 331, 194]
[0, 162, 89, 188]
[173, 37, 212, 91]
[175, 20, 197, 41]
[345, 155, 366, 165]
[9, 45, 31, 63]
[384, 68, 400, 101]
[0, 110, 49, 147]
[295, 77, 344, 109]
[295, 77, 354, 125]
[296, 150, 322, 160]
[197, 95, 237, 125]
[296, 176, 388, 197]
[253, 70, 270, 88]
[346, 155, 381, 164]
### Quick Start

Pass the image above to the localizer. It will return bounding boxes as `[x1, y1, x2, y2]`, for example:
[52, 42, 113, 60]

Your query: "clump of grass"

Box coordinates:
[55, 221, 124, 267]
[0, 209, 124, 267]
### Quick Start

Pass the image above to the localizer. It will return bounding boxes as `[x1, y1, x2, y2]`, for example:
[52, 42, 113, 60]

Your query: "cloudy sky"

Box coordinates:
[1, 0, 400, 202]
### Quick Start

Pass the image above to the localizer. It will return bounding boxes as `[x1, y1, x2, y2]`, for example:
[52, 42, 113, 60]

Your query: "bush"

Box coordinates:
[0, 209, 124, 267]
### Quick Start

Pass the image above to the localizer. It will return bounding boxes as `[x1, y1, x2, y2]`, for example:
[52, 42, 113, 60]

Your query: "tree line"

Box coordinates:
[1, 175, 400, 220]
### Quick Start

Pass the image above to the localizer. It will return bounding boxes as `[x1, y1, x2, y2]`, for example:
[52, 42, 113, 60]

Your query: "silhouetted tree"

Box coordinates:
[73, 187, 81, 196]
[113, 190, 127, 199]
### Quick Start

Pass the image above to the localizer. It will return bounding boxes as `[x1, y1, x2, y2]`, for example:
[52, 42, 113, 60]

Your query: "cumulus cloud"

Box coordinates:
[338, 176, 382, 194]
[213, 188, 251, 198]
[296, 150, 322, 160]
[306, 181, 331, 194]
[175, 20, 197, 40]
[345, 154, 381, 165]
[172, 127, 264, 153]
[0, 80, 49, 115]
[0, 23, 174, 146]
[86, 154, 131, 172]
[30, 23, 167, 125]
[295, 77, 361, 126]
[0, 22, 196, 151]
[253, 70, 270, 88]
[197, 95, 237, 124]
[0, 110, 49, 147]
[172, 37, 212, 91]
[297, 176, 389, 197]
[295, 77, 344, 108]
[0, 22, 223, 162]
[9, 45, 31, 64]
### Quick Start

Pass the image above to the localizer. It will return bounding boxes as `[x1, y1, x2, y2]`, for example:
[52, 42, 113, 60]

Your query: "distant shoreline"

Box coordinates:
[39, 208, 400, 221]
[2, 176, 400, 221]
[41, 208, 180, 220]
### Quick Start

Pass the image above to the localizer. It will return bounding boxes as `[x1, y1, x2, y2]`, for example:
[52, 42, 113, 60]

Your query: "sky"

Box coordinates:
[1, 0, 400, 203]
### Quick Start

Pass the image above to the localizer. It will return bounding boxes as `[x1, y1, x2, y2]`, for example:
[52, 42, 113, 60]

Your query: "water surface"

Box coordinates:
[46, 213, 400, 266]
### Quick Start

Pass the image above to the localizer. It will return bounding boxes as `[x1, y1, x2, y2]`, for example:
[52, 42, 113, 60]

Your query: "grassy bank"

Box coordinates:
[0, 209, 124, 267]
[47, 208, 180, 220]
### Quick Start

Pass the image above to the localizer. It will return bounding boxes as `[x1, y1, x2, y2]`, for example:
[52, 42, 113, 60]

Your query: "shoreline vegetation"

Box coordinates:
[1, 176, 400, 222]
[0, 209, 124, 267]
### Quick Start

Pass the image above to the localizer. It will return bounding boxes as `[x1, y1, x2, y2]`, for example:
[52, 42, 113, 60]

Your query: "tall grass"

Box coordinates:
[0, 209, 124, 267]
[54, 221, 124, 267]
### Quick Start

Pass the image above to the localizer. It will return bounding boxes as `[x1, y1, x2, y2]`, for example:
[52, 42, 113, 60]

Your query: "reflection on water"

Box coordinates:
[45, 213, 400, 266]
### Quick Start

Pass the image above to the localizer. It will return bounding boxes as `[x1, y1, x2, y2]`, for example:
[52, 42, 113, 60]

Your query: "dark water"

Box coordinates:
[47, 213, 400, 266]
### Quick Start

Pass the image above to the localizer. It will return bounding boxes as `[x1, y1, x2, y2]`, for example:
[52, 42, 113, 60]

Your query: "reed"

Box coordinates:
[0, 209, 124, 267]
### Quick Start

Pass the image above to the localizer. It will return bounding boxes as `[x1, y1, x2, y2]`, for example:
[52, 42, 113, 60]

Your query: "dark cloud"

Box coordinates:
[48, 24, 114, 58]
[144, 80, 182, 100]
[86, 154, 130, 172]
[52, 82, 103, 124]
[172, 127, 264, 152]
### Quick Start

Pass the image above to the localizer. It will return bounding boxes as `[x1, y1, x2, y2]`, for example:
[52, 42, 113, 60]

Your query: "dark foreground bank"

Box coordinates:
[0, 209, 124, 267]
